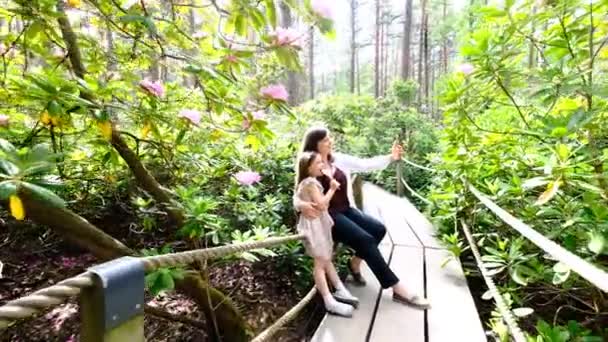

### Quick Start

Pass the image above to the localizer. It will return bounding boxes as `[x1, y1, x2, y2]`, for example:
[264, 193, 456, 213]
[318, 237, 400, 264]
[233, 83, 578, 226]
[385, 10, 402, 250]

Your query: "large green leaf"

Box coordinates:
[0, 181, 17, 200]
[20, 182, 66, 208]
[264, 0, 277, 28]
[0, 139, 16, 155]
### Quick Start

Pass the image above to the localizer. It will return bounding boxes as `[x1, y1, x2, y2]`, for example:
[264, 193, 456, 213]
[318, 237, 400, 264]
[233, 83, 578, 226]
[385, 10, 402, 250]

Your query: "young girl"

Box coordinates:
[296, 151, 360, 317]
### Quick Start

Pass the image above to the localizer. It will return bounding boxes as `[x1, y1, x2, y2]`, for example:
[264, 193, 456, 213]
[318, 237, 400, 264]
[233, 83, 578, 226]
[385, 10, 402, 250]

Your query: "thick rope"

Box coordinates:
[251, 287, 317, 342]
[0, 234, 305, 330]
[468, 183, 608, 293]
[460, 219, 526, 342]
[401, 158, 436, 172]
[141, 234, 305, 272]
[0, 272, 94, 329]
[400, 177, 432, 205]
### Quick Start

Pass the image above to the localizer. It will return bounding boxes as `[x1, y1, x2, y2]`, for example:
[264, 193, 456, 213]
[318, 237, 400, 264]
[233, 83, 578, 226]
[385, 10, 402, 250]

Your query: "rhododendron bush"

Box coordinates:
[0, 0, 334, 340]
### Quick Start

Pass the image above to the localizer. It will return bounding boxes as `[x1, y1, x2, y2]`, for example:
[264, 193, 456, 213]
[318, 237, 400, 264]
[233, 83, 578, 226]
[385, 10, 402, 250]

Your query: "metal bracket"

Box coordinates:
[88, 256, 145, 331]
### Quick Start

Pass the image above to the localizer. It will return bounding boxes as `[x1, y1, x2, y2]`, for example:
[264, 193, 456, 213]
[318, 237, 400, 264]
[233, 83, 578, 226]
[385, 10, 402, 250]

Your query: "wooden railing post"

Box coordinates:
[80, 257, 145, 342]
[396, 161, 404, 197]
[353, 175, 363, 210]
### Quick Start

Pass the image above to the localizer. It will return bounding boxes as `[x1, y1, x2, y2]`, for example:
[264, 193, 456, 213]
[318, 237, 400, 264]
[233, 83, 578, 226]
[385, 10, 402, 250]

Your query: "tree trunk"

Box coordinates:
[279, 1, 300, 105]
[379, 17, 385, 95]
[417, 16, 424, 103]
[423, 13, 429, 107]
[374, 0, 381, 97]
[309, 28, 315, 99]
[349, 0, 357, 93]
[356, 50, 361, 95]
[382, 19, 390, 95]
[528, 4, 537, 68]
[401, 0, 413, 79]
[441, 0, 448, 73]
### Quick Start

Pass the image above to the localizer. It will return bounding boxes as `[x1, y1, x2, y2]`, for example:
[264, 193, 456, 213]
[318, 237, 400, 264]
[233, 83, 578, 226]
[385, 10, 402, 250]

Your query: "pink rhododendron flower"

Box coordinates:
[456, 63, 474, 75]
[252, 110, 265, 120]
[311, 0, 334, 20]
[139, 79, 165, 97]
[260, 84, 289, 102]
[225, 55, 238, 63]
[272, 27, 302, 48]
[235, 171, 262, 185]
[242, 111, 265, 130]
[66, 335, 76, 342]
[0, 115, 9, 127]
[179, 109, 201, 125]
[61, 257, 78, 268]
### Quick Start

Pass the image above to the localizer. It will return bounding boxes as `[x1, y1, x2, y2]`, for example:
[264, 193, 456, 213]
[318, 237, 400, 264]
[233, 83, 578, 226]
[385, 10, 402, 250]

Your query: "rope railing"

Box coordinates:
[467, 183, 608, 293]
[459, 219, 526, 342]
[141, 234, 305, 272]
[0, 234, 306, 332]
[401, 158, 436, 173]
[400, 177, 432, 205]
[251, 287, 317, 342]
[0, 273, 94, 329]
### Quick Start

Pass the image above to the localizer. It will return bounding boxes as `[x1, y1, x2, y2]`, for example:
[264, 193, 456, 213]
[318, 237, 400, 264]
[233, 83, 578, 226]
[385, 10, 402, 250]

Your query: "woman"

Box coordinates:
[294, 126, 430, 308]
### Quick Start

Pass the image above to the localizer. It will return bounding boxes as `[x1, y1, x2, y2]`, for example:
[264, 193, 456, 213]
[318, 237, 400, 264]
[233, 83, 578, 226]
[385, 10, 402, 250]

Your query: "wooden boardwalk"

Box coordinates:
[311, 183, 486, 342]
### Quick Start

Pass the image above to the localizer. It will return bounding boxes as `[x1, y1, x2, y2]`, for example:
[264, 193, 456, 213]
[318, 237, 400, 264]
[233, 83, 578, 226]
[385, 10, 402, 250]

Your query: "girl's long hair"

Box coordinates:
[295, 151, 319, 193]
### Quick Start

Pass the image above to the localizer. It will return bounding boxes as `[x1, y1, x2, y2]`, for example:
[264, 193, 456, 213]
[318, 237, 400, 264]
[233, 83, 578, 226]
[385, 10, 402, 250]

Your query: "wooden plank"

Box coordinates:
[364, 183, 422, 247]
[380, 198, 423, 247]
[396, 197, 442, 249]
[426, 249, 486, 342]
[311, 245, 391, 342]
[369, 246, 425, 342]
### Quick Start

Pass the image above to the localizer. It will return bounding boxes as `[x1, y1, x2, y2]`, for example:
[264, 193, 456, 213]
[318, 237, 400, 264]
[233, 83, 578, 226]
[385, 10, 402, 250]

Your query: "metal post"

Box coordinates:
[80, 257, 145, 342]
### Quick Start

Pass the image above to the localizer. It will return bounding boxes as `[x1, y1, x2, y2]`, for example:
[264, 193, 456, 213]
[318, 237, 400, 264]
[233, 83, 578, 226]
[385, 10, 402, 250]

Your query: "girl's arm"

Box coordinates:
[308, 184, 336, 209]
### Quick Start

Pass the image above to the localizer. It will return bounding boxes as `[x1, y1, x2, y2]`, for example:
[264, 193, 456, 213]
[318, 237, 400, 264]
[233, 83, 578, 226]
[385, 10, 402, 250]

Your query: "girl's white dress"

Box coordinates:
[296, 177, 334, 260]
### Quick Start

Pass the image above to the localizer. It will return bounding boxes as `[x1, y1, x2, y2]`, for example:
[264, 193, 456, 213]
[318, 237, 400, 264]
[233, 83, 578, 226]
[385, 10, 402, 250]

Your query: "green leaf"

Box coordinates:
[21, 182, 66, 208]
[587, 232, 605, 255]
[552, 262, 570, 285]
[550, 127, 568, 137]
[159, 270, 175, 291]
[0, 181, 17, 200]
[26, 20, 44, 40]
[511, 266, 528, 286]
[264, 0, 277, 28]
[47, 100, 62, 116]
[235, 14, 246, 36]
[0, 160, 19, 176]
[522, 177, 549, 190]
[0, 139, 16, 155]
[512, 307, 534, 317]
[535, 179, 561, 206]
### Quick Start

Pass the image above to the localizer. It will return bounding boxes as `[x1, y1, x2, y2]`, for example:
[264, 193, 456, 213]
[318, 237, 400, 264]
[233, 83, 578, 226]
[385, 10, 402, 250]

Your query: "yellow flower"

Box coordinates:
[141, 122, 152, 139]
[9, 195, 25, 221]
[67, 0, 81, 7]
[97, 121, 113, 141]
[41, 111, 51, 125]
[51, 116, 61, 127]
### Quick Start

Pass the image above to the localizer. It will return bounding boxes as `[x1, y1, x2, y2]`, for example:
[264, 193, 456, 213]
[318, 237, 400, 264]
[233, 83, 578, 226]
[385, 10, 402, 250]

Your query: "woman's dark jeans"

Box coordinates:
[331, 207, 399, 289]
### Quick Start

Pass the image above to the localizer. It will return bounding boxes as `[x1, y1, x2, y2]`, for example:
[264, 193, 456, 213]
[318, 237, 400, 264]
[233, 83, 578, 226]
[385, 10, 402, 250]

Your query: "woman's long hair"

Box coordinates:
[300, 126, 333, 162]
